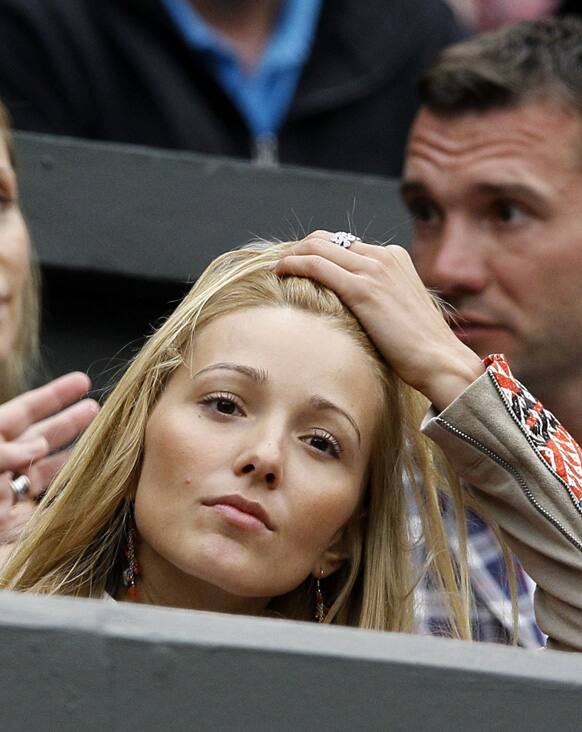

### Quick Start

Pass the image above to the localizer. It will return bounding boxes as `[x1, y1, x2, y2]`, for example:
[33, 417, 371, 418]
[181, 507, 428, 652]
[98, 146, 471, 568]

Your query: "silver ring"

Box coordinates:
[9, 474, 31, 503]
[331, 231, 360, 249]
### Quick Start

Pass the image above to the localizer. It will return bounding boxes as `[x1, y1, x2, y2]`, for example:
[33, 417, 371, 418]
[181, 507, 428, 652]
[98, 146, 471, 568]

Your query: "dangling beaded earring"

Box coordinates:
[122, 512, 141, 601]
[314, 569, 329, 623]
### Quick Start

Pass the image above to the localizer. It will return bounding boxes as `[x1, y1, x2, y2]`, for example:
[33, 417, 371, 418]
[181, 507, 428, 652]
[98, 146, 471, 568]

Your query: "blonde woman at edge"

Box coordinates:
[0, 101, 98, 550]
[2, 232, 581, 651]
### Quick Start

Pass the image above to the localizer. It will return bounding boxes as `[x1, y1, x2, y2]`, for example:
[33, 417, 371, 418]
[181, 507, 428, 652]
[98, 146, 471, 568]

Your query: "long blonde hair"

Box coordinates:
[0, 101, 39, 402]
[2, 242, 479, 639]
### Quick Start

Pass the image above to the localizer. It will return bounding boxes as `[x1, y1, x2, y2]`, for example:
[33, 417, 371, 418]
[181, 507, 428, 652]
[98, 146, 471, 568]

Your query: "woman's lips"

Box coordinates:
[203, 494, 274, 531]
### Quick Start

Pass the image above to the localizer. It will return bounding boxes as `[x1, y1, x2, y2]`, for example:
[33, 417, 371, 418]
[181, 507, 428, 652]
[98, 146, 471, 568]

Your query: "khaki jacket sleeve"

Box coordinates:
[421, 355, 582, 652]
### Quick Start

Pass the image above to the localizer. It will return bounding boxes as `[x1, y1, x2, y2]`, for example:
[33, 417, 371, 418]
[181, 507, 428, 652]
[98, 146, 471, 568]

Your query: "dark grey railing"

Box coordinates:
[14, 133, 410, 386]
[0, 590, 579, 732]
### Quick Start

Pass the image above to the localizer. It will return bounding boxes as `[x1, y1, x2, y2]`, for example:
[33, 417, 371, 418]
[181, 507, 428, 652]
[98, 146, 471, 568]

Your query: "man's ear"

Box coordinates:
[311, 527, 350, 579]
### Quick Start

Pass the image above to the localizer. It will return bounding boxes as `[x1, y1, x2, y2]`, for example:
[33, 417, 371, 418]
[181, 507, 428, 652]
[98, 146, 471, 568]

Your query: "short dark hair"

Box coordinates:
[419, 16, 582, 116]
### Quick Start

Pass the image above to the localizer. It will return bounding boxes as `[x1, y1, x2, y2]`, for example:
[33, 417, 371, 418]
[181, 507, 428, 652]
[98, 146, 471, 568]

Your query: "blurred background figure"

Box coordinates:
[0, 102, 38, 405]
[0, 0, 466, 176]
[447, 0, 561, 30]
[0, 99, 98, 549]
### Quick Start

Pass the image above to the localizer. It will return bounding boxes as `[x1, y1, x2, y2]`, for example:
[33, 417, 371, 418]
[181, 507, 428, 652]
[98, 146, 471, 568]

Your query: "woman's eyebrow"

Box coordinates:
[193, 362, 269, 384]
[193, 366, 362, 443]
[310, 396, 361, 446]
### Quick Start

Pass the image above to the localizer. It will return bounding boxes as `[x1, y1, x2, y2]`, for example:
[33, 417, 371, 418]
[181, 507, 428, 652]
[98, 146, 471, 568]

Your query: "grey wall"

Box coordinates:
[14, 133, 410, 389]
[0, 590, 579, 732]
[16, 133, 411, 282]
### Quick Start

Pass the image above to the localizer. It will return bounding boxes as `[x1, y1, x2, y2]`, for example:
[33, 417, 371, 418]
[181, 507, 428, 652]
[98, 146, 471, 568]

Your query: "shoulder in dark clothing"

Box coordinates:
[0, 0, 467, 176]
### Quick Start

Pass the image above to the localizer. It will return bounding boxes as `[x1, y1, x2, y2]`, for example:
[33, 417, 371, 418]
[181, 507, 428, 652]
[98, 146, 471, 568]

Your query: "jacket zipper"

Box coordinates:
[434, 416, 582, 554]
[253, 133, 279, 166]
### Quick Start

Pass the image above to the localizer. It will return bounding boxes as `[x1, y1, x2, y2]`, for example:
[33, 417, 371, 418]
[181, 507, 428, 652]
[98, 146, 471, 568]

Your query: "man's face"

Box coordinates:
[403, 100, 582, 392]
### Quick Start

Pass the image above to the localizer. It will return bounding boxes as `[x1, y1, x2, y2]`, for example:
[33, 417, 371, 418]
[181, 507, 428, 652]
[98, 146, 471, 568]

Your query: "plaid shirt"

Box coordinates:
[410, 349, 582, 646]
[414, 503, 544, 647]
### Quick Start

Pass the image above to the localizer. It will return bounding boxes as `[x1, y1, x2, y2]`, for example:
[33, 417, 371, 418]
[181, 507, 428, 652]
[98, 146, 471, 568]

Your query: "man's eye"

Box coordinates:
[408, 198, 441, 225]
[491, 200, 528, 224]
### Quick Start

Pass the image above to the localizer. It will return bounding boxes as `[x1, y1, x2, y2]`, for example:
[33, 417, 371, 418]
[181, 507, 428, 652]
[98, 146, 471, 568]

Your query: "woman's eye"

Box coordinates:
[215, 399, 238, 415]
[201, 393, 244, 416]
[303, 430, 342, 458]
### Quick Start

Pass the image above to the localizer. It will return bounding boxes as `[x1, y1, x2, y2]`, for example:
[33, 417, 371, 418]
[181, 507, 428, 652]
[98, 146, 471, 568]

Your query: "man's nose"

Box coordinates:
[415, 219, 489, 298]
[233, 427, 284, 489]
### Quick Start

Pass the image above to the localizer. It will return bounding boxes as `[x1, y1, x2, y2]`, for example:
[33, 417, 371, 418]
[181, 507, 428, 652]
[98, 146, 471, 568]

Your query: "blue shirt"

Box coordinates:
[160, 0, 322, 140]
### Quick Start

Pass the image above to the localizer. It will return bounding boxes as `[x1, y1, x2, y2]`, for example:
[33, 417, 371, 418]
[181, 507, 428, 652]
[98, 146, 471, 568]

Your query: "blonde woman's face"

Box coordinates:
[134, 306, 382, 610]
[0, 135, 30, 361]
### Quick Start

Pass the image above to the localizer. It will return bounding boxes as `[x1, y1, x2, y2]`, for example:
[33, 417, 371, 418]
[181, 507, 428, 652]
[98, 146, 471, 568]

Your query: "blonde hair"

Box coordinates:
[0, 261, 40, 403]
[2, 242, 484, 639]
[0, 101, 39, 402]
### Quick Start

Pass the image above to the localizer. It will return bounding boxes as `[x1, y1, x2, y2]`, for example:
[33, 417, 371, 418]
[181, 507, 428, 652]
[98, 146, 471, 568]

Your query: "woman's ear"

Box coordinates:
[311, 528, 350, 579]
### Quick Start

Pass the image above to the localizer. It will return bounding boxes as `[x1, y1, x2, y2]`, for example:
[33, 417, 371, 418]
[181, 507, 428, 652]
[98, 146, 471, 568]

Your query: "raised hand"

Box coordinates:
[0, 372, 99, 547]
[275, 231, 484, 410]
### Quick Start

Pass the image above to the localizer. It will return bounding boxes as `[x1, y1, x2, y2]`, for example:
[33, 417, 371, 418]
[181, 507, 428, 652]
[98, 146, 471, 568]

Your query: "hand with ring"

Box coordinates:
[9, 474, 32, 502]
[0, 372, 99, 557]
[275, 230, 484, 411]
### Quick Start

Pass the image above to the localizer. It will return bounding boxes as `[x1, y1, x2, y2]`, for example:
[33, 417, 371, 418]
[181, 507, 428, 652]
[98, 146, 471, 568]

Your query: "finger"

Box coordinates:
[283, 233, 411, 282]
[0, 468, 36, 520]
[0, 372, 93, 441]
[0, 437, 49, 474]
[0, 470, 16, 509]
[28, 449, 72, 493]
[274, 254, 364, 307]
[294, 235, 430, 299]
[0, 445, 68, 508]
[295, 230, 390, 261]
[18, 398, 99, 452]
[284, 235, 370, 275]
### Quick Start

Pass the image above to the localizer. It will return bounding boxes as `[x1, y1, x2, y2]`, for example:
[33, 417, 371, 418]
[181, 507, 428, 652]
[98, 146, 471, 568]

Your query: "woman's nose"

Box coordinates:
[233, 433, 284, 489]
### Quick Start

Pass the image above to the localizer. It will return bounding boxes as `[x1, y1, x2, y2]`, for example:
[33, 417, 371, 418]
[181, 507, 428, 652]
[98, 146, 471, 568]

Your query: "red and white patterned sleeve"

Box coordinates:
[483, 354, 582, 517]
[422, 354, 582, 651]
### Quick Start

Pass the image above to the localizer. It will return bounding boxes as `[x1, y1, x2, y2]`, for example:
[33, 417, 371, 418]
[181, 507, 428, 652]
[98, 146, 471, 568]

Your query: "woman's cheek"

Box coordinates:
[293, 479, 359, 548]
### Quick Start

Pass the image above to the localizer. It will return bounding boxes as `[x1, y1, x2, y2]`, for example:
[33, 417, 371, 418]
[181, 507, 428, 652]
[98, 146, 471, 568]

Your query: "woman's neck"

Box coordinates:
[188, 0, 282, 68]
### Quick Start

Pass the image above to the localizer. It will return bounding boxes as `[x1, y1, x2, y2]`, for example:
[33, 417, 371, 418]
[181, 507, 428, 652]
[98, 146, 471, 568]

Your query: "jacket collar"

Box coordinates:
[119, 0, 460, 116]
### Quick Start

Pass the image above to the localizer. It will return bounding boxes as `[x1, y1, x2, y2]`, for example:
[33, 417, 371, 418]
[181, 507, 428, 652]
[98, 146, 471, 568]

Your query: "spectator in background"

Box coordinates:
[0, 0, 466, 176]
[447, 0, 560, 30]
[0, 100, 98, 551]
[402, 16, 582, 643]
[405, 16, 582, 441]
